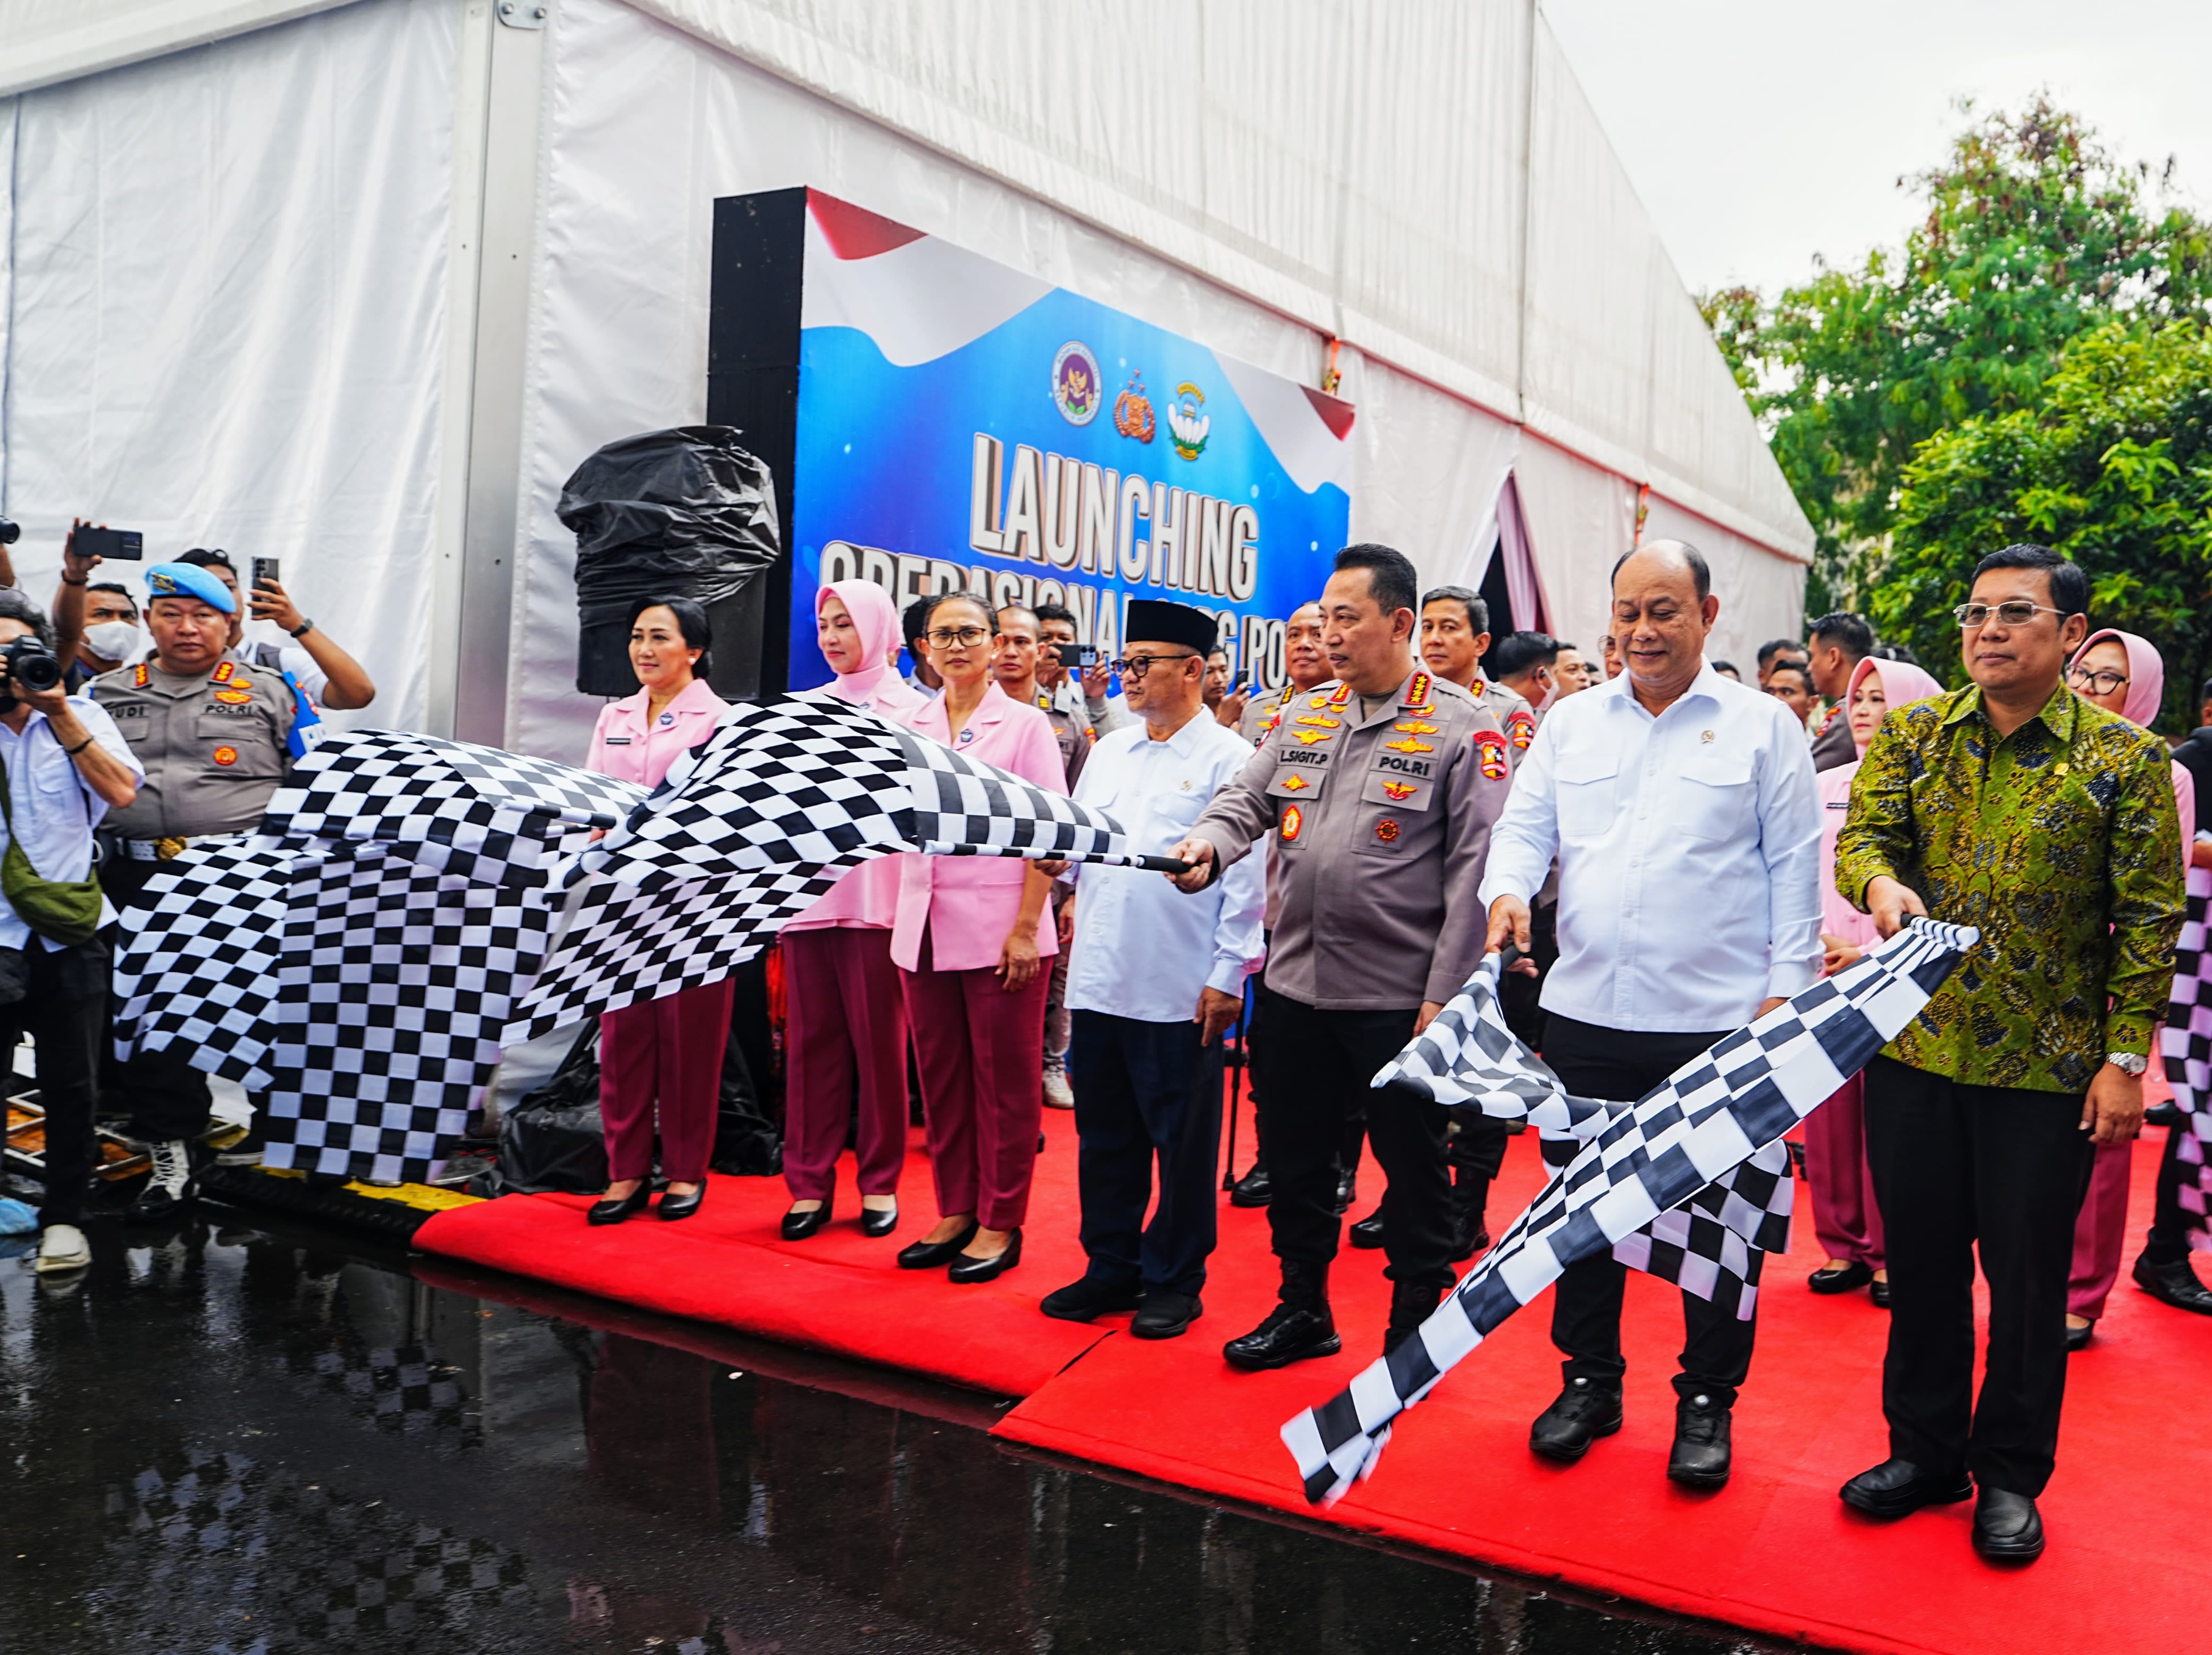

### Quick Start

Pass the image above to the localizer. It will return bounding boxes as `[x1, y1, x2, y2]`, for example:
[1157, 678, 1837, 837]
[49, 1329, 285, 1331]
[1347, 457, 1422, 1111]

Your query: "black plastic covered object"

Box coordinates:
[495, 1024, 608, 1195]
[557, 425, 781, 696]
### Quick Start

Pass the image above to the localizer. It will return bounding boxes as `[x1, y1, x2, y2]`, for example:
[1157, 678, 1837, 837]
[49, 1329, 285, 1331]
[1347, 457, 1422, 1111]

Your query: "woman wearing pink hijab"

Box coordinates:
[2063, 628, 2197, 1347]
[777, 582, 931, 1241]
[1806, 652, 1945, 1301]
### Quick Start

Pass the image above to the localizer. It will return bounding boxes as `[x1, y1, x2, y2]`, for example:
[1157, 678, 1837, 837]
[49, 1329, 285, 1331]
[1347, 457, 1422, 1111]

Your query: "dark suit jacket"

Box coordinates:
[1811, 709, 1857, 772]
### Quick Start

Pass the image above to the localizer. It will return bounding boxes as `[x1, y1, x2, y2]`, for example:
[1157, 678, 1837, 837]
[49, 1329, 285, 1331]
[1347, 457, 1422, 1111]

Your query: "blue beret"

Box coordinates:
[145, 562, 236, 614]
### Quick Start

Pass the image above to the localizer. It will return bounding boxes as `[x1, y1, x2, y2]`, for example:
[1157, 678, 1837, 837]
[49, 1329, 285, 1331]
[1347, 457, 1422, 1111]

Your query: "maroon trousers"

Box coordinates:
[781, 927, 911, 1203]
[598, 977, 735, 1184]
[900, 932, 1050, 1231]
[1804, 1072, 1886, 1271]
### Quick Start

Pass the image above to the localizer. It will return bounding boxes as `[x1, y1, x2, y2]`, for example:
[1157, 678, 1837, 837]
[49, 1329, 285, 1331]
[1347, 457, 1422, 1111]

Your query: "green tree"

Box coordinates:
[1709, 98, 2212, 604]
[1874, 319, 2212, 729]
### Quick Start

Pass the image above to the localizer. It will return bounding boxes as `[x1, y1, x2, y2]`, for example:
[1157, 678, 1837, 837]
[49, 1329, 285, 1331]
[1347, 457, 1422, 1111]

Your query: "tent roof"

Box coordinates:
[0, 0, 355, 99]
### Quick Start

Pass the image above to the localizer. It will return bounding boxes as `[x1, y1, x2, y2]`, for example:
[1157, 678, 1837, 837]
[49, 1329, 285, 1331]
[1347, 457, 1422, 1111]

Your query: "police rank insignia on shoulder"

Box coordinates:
[1399, 672, 1430, 711]
[1328, 683, 1353, 707]
[132, 663, 151, 687]
[1506, 708, 1537, 749]
[212, 662, 237, 684]
[1474, 728, 1509, 779]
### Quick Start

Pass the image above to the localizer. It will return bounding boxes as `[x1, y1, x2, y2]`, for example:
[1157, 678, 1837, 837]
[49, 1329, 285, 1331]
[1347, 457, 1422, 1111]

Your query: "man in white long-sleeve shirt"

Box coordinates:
[1481, 541, 1823, 1490]
[1042, 599, 1267, 1341]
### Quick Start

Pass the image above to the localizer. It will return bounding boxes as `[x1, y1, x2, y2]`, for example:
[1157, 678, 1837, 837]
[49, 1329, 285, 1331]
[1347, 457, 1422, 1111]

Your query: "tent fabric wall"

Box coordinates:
[1512, 435, 1638, 662]
[0, 0, 456, 733]
[514, 0, 1530, 761]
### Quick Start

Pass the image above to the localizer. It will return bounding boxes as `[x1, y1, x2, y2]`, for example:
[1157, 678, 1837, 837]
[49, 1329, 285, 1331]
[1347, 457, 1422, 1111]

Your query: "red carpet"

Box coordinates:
[416, 1106, 2212, 1654]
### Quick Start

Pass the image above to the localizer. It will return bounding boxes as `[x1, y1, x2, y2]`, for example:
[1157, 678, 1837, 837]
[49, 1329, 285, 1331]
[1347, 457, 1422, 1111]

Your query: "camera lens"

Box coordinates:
[4, 639, 61, 693]
[0, 519, 19, 546]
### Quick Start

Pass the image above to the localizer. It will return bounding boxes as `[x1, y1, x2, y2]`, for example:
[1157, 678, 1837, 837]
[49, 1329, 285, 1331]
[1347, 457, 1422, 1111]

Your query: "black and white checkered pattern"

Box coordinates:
[114, 703, 1139, 1183]
[2164, 864, 2212, 1245]
[1285, 918, 1980, 1507]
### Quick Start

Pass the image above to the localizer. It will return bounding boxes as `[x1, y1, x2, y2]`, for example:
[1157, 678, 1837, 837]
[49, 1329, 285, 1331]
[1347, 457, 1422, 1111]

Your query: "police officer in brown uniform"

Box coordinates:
[1169, 544, 1511, 1366]
[93, 562, 296, 1217]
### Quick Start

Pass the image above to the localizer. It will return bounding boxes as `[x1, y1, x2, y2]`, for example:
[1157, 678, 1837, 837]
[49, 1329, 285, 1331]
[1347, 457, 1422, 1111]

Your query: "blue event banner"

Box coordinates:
[785, 210, 1353, 694]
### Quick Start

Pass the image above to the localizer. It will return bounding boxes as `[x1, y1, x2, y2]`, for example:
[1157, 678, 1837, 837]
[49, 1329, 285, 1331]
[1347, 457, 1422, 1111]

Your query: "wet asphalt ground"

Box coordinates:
[0, 1196, 1787, 1655]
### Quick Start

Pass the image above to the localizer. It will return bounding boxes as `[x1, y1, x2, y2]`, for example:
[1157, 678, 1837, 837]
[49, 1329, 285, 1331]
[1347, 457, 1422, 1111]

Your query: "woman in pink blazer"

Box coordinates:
[892, 592, 1063, 1282]
[1807, 653, 1943, 1301]
[583, 598, 732, 1226]
[2063, 628, 2197, 1347]
[778, 581, 931, 1241]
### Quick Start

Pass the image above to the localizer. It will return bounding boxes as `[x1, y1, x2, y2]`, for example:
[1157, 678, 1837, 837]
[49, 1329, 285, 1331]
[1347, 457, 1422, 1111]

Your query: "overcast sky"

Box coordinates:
[1540, 0, 2212, 300]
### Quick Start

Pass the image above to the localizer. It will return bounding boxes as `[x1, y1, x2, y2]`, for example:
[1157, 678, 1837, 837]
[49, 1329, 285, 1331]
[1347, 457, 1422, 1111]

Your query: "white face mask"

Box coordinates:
[85, 620, 141, 661]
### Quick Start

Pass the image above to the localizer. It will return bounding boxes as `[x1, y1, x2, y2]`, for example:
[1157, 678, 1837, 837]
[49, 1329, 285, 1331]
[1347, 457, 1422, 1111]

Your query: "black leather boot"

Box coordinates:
[1223, 1263, 1339, 1371]
[1382, 1281, 1443, 1357]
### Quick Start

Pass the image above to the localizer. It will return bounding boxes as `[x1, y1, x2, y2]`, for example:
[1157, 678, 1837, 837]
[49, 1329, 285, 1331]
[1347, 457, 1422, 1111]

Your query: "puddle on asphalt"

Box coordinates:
[0, 1210, 1774, 1654]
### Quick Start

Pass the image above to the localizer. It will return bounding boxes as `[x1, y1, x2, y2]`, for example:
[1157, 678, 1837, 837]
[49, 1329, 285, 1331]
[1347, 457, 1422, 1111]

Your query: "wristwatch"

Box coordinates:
[288, 617, 315, 638]
[2105, 1052, 2148, 1077]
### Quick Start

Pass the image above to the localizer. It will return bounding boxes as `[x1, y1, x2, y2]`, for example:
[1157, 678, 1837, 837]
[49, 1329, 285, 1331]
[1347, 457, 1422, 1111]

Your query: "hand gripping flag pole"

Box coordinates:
[1281, 917, 1981, 1508]
[112, 699, 1168, 1186]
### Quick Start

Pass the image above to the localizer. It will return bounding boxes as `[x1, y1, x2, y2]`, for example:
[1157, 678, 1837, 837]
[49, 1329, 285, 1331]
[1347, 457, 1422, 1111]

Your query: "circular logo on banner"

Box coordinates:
[212, 745, 239, 767]
[1051, 342, 1103, 426]
[1167, 382, 1211, 460]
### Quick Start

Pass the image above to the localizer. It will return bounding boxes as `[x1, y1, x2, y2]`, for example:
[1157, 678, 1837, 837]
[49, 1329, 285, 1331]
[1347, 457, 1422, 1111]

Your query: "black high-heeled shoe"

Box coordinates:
[860, 1201, 899, 1238]
[659, 1183, 707, 1222]
[948, 1227, 1021, 1284]
[781, 1198, 833, 1240]
[588, 1184, 653, 1226]
[897, 1220, 978, 1269]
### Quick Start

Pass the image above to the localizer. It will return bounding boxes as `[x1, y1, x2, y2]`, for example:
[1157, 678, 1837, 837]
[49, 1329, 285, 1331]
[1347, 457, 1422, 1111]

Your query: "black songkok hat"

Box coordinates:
[1123, 599, 1219, 657]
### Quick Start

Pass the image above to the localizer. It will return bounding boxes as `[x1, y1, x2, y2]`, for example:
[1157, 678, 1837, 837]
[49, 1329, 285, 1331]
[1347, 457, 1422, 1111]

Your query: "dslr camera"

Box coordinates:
[2, 635, 63, 696]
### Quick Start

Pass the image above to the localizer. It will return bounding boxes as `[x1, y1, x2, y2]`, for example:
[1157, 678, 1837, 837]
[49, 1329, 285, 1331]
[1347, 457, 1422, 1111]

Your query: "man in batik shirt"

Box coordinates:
[1833, 545, 2183, 1565]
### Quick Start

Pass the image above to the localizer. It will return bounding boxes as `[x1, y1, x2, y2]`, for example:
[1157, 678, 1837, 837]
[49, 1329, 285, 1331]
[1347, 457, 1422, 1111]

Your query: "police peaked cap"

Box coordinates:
[1123, 599, 1218, 656]
[144, 562, 237, 614]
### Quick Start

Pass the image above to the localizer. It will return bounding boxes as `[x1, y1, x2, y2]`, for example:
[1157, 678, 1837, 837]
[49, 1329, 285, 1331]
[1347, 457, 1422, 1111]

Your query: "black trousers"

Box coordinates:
[1862, 1055, 2092, 1497]
[1068, 1010, 1225, 1296]
[1, 938, 106, 1227]
[1248, 977, 1452, 1293]
[2140, 1119, 2201, 1268]
[99, 856, 213, 1141]
[1542, 1013, 1755, 1406]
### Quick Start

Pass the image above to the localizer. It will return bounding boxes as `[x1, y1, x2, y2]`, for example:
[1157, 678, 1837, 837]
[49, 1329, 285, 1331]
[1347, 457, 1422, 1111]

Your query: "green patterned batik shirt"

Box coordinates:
[1834, 681, 2184, 1093]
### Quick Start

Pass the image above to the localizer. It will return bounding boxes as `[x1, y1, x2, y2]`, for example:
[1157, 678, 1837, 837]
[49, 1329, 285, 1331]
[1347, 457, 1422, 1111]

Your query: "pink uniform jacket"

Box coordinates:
[786, 579, 932, 934]
[892, 681, 1066, 973]
[586, 676, 730, 789]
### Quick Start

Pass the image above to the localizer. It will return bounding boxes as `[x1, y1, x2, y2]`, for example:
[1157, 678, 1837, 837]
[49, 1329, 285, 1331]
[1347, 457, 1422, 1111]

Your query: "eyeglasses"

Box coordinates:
[2067, 665, 2129, 695]
[924, 625, 991, 648]
[1111, 652, 1197, 681]
[1953, 600, 2065, 629]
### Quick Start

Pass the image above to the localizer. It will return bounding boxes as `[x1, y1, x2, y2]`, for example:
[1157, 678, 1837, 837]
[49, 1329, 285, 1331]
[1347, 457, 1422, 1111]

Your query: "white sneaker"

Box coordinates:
[1042, 1070, 1075, 1111]
[35, 1224, 90, 1274]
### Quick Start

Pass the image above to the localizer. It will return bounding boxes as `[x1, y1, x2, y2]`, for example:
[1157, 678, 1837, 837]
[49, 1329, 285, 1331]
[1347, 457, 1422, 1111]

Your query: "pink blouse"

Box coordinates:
[586, 677, 729, 789]
[891, 681, 1066, 973]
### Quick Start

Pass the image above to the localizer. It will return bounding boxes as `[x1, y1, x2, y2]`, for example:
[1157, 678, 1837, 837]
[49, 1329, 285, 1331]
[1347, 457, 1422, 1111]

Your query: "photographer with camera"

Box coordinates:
[91, 563, 298, 1216]
[0, 589, 142, 1276]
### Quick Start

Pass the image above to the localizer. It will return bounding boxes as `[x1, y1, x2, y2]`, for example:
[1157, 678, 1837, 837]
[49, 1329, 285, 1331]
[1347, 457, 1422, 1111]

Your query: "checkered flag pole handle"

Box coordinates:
[1284, 917, 1980, 1507]
[2164, 864, 2212, 1246]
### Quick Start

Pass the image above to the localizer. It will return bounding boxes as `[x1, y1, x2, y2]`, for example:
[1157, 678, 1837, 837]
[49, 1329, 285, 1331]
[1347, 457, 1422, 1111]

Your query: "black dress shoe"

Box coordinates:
[1222, 1303, 1340, 1370]
[1132, 1290, 1203, 1339]
[1449, 1215, 1490, 1263]
[1333, 1170, 1357, 1216]
[1808, 1259, 1873, 1295]
[1529, 1377, 1622, 1463]
[658, 1184, 706, 1222]
[588, 1185, 654, 1226]
[2133, 1251, 2212, 1314]
[1667, 1392, 1732, 1488]
[1972, 1486, 2045, 1562]
[1838, 1457, 1972, 1519]
[898, 1221, 979, 1268]
[2065, 1318, 2094, 1352]
[1348, 1208, 1386, 1249]
[1041, 1275, 1143, 1322]
[1870, 1276, 1892, 1309]
[1228, 1164, 1272, 1208]
[860, 1202, 899, 1238]
[781, 1199, 833, 1240]
[948, 1228, 1020, 1284]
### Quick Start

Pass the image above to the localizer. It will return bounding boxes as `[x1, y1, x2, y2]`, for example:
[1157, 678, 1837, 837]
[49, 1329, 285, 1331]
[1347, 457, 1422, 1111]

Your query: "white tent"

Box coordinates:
[0, 0, 1813, 759]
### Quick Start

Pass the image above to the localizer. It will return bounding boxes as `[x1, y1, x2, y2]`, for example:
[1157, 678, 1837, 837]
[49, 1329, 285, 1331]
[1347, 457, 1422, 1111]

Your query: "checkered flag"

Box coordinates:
[2164, 864, 2212, 1245]
[113, 701, 1146, 1183]
[1284, 918, 1980, 1507]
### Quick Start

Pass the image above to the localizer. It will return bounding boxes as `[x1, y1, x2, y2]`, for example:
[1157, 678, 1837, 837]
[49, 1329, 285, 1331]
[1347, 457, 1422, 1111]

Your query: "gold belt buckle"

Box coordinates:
[155, 836, 188, 861]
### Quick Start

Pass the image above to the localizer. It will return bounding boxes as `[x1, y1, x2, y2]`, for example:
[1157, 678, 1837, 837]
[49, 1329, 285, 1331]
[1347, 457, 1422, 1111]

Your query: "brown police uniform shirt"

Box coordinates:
[1187, 667, 1511, 1011]
[1470, 675, 1538, 767]
[1236, 684, 1306, 930]
[93, 658, 296, 839]
[1032, 693, 1091, 792]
